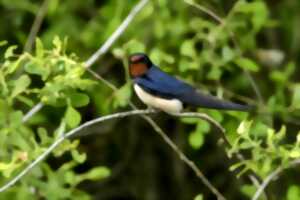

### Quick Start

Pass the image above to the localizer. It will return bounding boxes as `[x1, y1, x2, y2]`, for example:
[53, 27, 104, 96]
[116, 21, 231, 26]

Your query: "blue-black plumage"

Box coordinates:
[129, 53, 253, 113]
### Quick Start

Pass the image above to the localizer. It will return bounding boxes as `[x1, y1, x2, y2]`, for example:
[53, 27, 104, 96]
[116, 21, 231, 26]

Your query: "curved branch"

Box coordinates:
[86, 72, 225, 199]
[1, 110, 226, 200]
[252, 159, 300, 200]
[84, 0, 149, 68]
[22, 0, 149, 123]
[184, 0, 264, 105]
[1, 110, 154, 193]
[141, 114, 226, 200]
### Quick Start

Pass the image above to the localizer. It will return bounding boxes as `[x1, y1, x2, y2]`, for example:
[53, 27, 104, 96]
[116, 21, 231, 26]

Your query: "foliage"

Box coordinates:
[0, 38, 109, 199]
[0, 0, 300, 199]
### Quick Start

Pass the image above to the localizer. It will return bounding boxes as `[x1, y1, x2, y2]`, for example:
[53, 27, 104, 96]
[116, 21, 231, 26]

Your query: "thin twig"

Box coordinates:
[184, 0, 264, 105]
[183, 0, 266, 194]
[86, 68, 117, 91]
[142, 115, 226, 200]
[22, 102, 44, 123]
[87, 70, 225, 199]
[172, 112, 225, 133]
[0, 109, 227, 200]
[84, 0, 149, 68]
[184, 0, 223, 24]
[24, 0, 51, 52]
[243, 69, 263, 104]
[1, 110, 153, 193]
[22, 0, 148, 123]
[252, 159, 300, 200]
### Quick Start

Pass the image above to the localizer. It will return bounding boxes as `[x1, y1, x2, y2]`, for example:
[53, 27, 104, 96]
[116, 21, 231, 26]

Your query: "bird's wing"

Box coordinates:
[134, 66, 194, 99]
[134, 66, 252, 111]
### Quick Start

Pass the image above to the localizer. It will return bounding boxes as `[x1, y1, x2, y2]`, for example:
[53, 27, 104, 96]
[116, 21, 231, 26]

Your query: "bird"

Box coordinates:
[128, 53, 253, 114]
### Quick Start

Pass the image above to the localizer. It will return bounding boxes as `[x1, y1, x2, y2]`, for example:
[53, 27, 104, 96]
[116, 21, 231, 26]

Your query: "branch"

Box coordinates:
[22, 0, 149, 123]
[22, 102, 44, 123]
[24, 0, 50, 52]
[183, 0, 268, 193]
[84, 0, 149, 68]
[141, 114, 226, 200]
[1, 110, 154, 193]
[184, 0, 223, 24]
[86, 69, 226, 198]
[184, 0, 264, 105]
[252, 159, 300, 200]
[1, 110, 227, 200]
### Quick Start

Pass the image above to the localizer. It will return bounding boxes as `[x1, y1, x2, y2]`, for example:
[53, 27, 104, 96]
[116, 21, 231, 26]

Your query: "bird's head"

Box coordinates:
[128, 53, 152, 78]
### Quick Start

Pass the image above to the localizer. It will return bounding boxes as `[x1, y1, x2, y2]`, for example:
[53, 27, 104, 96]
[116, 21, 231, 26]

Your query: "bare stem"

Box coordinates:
[184, 0, 223, 24]
[24, 0, 50, 52]
[184, 0, 264, 105]
[87, 70, 225, 199]
[252, 159, 300, 200]
[22, 0, 149, 123]
[142, 115, 226, 200]
[22, 102, 44, 123]
[84, 0, 149, 68]
[1, 109, 227, 200]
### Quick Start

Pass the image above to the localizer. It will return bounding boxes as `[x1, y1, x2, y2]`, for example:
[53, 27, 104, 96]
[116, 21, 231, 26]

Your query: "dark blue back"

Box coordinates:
[134, 65, 251, 111]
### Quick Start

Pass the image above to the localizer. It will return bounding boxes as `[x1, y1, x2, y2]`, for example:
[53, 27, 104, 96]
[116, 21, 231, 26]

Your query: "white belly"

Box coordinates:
[134, 84, 183, 114]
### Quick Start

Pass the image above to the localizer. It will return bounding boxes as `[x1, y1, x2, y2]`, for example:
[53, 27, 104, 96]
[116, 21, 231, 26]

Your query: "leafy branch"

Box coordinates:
[3, 0, 226, 199]
[0, 109, 227, 200]
[22, 0, 150, 123]
[252, 158, 300, 200]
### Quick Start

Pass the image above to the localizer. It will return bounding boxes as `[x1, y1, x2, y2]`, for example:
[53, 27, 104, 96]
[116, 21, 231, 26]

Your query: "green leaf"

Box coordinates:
[37, 127, 51, 145]
[297, 132, 300, 144]
[189, 131, 204, 149]
[113, 83, 132, 108]
[24, 61, 50, 81]
[234, 1, 268, 33]
[180, 117, 199, 124]
[5, 45, 17, 59]
[222, 46, 235, 62]
[53, 36, 62, 53]
[180, 40, 196, 58]
[54, 140, 80, 157]
[16, 95, 34, 106]
[6, 54, 27, 74]
[189, 122, 210, 150]
[124, 39, 145, 54]
[251, 2, 268, 32]
[9, 111, 23, 128]
[194, 194, 203, 200]
[287, 185, 300, 200]
[234, 58, 259, 72]
[71, 149, 86, 163]
[0, 40, 8, 47]
[11, 75, 31, 98]
[112, 48, 125, 59]
[65, 105, 81, 128]
[237, 120, 252, 135]
[35, 38, 44, 58]
[289, 149, 300, 158]
[69, 92, 90, 107]
[291, 84, 300, 109]
[207, 66, 222, 80]
[82, 167, 110, 180]
[241, 184, 256, 198]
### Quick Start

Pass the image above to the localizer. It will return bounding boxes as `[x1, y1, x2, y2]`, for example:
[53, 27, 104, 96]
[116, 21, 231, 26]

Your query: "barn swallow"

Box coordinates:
[129, 53, 252, 114]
